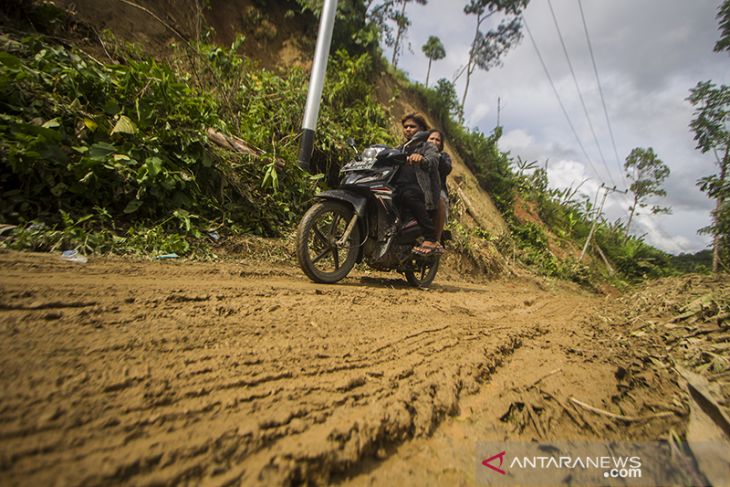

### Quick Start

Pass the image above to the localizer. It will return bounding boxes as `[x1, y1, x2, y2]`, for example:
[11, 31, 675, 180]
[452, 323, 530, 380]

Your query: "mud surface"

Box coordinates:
[0, 251, 697, 485]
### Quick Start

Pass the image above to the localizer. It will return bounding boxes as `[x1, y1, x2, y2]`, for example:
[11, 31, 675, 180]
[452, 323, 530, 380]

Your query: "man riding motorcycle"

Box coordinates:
[393, 113, 443, 256]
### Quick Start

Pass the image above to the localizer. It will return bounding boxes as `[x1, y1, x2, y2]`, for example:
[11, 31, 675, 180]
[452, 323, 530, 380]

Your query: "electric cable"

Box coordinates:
[523, 17, 604, 182]
[576, 0, 629, 190]
[547, 0, 617, 186]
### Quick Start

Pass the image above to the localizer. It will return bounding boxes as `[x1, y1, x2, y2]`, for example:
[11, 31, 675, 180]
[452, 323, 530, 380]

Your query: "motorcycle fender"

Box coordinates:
[314, 190, 367, 219]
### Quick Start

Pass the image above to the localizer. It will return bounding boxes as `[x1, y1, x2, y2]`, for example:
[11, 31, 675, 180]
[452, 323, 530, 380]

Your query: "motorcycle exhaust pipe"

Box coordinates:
[298, 0, 339, 173]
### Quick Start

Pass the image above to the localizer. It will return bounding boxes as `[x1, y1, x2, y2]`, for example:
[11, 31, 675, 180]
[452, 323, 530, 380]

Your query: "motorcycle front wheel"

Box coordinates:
[296, 201, 360, 284]
[405, 255, 440, 288]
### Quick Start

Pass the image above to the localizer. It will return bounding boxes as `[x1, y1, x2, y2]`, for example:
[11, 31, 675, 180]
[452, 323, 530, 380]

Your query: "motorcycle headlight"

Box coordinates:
[341, 146, 385, 172]
[361, 146, 385, 164]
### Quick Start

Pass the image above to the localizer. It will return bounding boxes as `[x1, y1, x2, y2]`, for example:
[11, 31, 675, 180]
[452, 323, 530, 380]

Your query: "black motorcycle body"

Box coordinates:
[296, 132, 440, 287]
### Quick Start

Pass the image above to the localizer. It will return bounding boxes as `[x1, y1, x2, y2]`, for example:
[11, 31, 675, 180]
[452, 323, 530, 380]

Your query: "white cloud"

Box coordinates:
[499, 129, 534, 152]
[466, 101, 491, 127]
[546, 159, 590, 190]
[634, 214, 703, 254]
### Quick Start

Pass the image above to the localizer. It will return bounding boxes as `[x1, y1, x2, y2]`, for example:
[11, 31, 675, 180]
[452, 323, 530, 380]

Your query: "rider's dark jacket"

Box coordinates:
[396, 138, 440, 210]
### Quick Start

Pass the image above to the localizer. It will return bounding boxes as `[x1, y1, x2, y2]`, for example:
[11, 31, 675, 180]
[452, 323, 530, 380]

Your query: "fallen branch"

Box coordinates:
[541, 389, 599, 435]
[207, 128, 259, 156]
[526, 403, 546, 439]
[456, 187, 489, 230]
[569, 397, 675, 423]
[526, 368, 561, 390]
[593, 243, 615, 275]
[206, 128, 285, 169]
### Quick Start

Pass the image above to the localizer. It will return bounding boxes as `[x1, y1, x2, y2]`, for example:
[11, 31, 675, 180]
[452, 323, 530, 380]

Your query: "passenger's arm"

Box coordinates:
[440, 152, 453, 176]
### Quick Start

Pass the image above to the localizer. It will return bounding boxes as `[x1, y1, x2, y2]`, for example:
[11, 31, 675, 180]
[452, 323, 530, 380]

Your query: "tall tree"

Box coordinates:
[715, 0, 730, 53]
[421, 35, 445, 87]
[688, 81, 730, 272]
[366, 0, 398, 60]
[459, 0, 529, 113]
[366, 0, 426, 68]
[623, 147, 671, 238]
[371, 0, 426, 68]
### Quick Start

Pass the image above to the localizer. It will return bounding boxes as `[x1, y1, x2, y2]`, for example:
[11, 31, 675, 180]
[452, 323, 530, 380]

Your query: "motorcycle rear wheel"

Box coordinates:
[405, 255, 440, 288]
[297, 201, 360, 284]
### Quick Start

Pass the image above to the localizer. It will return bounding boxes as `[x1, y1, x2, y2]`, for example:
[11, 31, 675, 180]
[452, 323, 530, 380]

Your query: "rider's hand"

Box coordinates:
[408, 153, 424, 165]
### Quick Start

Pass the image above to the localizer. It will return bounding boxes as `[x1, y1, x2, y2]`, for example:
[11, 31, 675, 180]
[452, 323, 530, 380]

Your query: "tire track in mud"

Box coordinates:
[0, 251, 594, 485]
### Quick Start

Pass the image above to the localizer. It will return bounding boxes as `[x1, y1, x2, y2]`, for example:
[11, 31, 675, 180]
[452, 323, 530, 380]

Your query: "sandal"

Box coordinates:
[413, 241, 444, 256]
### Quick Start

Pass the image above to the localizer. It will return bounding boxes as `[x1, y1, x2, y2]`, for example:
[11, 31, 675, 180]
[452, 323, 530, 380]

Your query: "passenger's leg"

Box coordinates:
[435, 196, 446, 242]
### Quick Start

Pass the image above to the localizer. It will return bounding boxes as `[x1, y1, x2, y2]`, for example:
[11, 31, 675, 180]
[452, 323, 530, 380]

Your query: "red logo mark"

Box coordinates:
[482, 450, 507, 475]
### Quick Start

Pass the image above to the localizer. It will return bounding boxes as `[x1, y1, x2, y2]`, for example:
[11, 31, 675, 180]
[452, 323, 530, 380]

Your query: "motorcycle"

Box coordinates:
[296, 131, 442, 287]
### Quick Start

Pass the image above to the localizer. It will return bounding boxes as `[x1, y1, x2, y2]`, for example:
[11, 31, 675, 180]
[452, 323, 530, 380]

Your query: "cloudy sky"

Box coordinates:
[386, 0, 729, 254]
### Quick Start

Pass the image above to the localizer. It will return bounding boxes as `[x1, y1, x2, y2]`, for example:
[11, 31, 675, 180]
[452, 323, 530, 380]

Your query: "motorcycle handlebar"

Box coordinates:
[376, 148, 407, 164]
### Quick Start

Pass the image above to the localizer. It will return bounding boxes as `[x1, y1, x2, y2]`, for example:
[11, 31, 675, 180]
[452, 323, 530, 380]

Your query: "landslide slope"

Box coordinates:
[46, 0, 512, 276]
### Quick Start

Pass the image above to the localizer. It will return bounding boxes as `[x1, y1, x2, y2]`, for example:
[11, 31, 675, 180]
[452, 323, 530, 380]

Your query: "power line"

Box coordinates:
[522, 17, 603, 181]
[576, 0, 629, 190]
[546, 0, 617, 187]
[573, 0, 635, 224]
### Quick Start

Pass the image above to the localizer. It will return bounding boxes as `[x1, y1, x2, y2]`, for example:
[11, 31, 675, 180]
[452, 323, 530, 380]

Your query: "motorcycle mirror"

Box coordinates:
[346, 137, 358, 154]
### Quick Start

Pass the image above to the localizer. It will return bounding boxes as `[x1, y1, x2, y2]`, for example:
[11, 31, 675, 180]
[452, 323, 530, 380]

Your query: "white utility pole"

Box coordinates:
[298, 0, 339, 173]
[578, 184, 627, 262]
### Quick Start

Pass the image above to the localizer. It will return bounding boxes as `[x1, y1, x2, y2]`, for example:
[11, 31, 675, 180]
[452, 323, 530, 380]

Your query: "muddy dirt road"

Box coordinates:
[0, 250, 693, 485]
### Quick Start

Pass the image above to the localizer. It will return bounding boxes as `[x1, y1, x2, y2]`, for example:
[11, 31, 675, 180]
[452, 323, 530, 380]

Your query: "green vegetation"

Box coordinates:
[421, 35, 445, 87]
[670, 249, 713, 273]
[0, 3, 394, 256]
[688, 80, 730, 273]
[507, 162, 673, 282]
[715, 0, 730, 53]
[623, 147, 671, 238]
[685, 0, 730, 273]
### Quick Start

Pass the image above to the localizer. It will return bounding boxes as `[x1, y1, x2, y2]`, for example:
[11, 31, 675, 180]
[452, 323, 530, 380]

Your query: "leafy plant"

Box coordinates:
[421, 35, 445, 87]
[623, 147, 671, 237]
[0, 16, 397, 256]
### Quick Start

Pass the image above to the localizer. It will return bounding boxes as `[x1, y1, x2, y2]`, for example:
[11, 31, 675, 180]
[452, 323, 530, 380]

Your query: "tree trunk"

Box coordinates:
[391, 0, 407, 68]
[461, 66, 472, 113]
[713, 214, 721, 273]
[712, 145, 729, 272]
[425, 58, 432, 87]
[461, 12, 482, 115]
